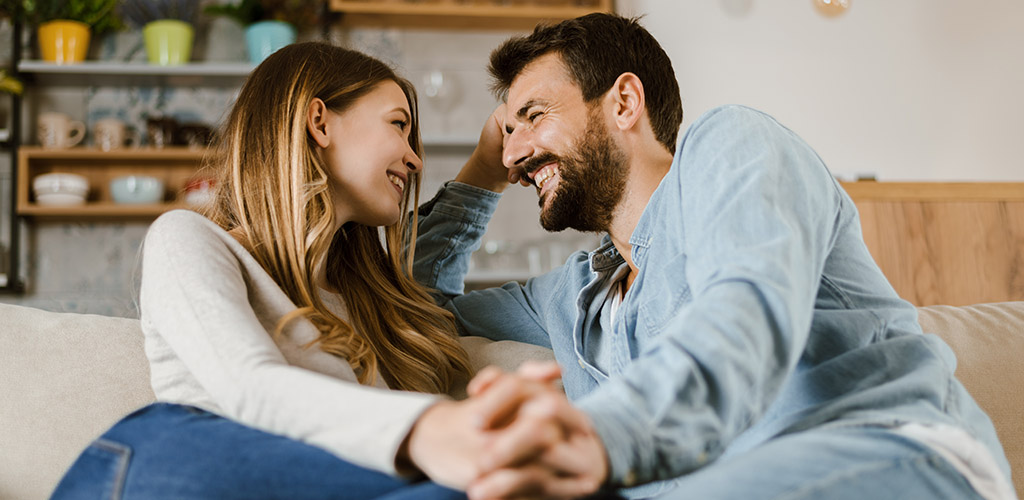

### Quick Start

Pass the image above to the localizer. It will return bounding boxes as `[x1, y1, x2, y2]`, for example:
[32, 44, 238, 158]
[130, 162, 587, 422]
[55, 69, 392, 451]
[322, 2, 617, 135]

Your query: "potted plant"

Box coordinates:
[0, 69, 22, 137]
[1, 0, 121, 64]
[0, 70, 23, 96]
[120, 0, 200, 65]
[204, 0, 321, 63]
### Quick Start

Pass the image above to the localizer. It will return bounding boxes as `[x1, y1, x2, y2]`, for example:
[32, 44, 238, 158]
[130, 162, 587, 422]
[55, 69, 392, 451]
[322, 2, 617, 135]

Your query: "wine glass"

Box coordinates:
[420, 69, 460, 136]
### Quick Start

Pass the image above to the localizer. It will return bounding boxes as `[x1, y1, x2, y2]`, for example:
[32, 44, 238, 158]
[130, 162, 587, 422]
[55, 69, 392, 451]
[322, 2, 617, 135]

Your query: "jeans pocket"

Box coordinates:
[52, 438, 132, 500]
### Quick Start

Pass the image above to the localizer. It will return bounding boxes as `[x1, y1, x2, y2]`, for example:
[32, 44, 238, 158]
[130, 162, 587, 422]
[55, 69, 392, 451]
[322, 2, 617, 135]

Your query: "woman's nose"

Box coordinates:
[405, 151, 423, 173]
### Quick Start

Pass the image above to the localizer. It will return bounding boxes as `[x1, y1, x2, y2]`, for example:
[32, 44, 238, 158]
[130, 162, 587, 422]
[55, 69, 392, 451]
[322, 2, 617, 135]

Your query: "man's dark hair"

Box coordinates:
[489, 13, 683, 154]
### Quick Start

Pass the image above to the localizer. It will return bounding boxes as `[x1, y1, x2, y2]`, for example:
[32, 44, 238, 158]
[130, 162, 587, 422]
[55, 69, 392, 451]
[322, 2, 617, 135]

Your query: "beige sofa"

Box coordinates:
[1, 301, 1022, 499]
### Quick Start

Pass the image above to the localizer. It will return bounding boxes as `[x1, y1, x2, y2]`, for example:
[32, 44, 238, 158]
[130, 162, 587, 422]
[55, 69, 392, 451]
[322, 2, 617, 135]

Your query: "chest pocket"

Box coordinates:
[636, 252, 692, 337]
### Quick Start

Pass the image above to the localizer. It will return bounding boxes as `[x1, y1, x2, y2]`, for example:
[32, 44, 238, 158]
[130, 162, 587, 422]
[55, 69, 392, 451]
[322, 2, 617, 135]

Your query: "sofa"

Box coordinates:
[1, 301, 1022, 499]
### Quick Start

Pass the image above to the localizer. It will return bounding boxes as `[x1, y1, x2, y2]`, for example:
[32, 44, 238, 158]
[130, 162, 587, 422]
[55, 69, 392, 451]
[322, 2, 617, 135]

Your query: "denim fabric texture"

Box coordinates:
[52, 403, 467, 500]
[413, 105, 1012, 498]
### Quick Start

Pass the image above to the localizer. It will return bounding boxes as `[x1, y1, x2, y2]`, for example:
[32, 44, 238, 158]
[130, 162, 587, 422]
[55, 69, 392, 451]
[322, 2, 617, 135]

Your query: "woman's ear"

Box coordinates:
[307, 98, 330, 148]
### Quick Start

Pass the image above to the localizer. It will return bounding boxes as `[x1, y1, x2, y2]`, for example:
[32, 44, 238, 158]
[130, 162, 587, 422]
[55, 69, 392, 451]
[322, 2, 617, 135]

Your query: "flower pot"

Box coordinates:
[143, 20, 194, 66]
[245, 21, 296, 64]
[38, 20, 91, 64]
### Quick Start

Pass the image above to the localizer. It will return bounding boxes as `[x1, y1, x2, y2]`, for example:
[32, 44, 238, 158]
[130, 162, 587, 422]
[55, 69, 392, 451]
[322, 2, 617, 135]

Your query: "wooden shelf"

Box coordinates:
[330, 0, 614, 29]
[17, 146, 209, 218]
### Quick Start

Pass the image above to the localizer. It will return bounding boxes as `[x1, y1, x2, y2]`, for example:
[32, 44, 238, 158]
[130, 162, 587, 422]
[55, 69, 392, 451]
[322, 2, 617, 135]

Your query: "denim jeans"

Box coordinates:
[653, 425, 986, 500]
[52, 403, 466, 500]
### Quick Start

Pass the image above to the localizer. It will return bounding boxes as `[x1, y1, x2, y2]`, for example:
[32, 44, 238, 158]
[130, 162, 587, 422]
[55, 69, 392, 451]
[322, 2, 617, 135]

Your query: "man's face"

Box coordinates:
[502, 53, 628, 232]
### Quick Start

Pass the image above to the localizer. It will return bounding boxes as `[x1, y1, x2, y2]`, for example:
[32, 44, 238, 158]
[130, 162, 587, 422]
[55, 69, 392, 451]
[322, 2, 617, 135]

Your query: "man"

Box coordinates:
[409, 13, 1014, 500]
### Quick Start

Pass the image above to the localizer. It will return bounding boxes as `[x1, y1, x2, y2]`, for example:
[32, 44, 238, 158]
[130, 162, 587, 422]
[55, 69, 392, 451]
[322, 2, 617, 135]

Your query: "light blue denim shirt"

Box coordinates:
[413, 105, 1010, 497]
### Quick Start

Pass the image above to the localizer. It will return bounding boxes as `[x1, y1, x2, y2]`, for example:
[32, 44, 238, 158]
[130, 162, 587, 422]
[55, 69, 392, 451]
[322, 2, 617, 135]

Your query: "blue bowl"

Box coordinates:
[110, 175, 164, 204]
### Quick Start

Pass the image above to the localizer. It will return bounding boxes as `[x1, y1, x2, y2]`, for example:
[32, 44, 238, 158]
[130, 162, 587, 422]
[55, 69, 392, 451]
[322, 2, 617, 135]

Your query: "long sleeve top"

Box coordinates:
[140, 209, 439, 475]
[412, 105, 1012, 497]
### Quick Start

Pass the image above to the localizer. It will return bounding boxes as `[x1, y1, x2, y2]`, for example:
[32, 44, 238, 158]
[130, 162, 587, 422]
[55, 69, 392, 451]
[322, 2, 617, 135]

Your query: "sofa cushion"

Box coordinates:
[918, 301, 1024, 498]
[0, 303, 155, 500]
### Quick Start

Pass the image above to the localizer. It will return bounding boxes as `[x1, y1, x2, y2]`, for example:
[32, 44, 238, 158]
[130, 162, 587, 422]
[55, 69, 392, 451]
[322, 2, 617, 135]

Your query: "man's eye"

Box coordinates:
[528, 112, 543, 122]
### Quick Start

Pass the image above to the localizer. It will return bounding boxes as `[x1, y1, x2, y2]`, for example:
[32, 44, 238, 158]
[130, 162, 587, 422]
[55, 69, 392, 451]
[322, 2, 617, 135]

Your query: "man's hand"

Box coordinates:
[456, 104, 531, 193]
[466, 363, 610, 500]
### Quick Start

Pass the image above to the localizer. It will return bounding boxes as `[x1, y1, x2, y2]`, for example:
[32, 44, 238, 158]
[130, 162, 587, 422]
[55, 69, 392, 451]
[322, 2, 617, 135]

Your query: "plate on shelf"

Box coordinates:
[0, 129, 9, 142]
[36, 193, 87, 206]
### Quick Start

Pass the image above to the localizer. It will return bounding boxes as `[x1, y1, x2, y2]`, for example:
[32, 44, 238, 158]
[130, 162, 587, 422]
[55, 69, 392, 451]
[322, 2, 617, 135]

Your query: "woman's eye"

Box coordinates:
[392, 120, 408, 130]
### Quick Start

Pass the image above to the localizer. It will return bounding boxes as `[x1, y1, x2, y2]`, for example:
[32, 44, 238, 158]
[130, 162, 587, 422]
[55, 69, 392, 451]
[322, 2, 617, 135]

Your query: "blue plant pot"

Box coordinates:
[245, 21, 296, 64]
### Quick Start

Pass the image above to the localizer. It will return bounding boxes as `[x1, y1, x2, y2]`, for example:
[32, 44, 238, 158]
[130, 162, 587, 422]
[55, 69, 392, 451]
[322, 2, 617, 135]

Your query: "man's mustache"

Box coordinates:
[518, 152, 561, 187]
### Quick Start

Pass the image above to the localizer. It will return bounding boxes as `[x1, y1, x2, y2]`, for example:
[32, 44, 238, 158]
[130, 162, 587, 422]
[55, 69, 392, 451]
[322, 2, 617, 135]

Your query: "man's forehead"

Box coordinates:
[505, 54, 579, 113]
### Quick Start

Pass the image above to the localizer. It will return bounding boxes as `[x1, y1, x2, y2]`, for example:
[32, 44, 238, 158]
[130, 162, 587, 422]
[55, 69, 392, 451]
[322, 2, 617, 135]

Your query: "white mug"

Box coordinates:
[38, 112, 85, 149]
[93, 118, 140, 151]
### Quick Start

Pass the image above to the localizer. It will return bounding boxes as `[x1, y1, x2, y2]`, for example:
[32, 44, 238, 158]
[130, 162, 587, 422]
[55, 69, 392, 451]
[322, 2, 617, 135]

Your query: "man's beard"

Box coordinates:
[532, 118, 628, 233]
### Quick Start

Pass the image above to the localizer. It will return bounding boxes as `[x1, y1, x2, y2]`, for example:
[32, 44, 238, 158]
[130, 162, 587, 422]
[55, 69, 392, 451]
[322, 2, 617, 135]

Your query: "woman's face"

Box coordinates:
[319, 80, 422, 228]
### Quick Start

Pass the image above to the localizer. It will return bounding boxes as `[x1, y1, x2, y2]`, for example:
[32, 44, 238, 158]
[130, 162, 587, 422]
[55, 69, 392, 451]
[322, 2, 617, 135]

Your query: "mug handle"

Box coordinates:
[125, 128, 142, 148]
[68, 120, 86, 147]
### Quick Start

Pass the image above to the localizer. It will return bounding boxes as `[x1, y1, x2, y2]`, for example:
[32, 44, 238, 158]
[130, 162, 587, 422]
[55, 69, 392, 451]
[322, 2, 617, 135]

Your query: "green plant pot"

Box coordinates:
[143, 20, 194, 66]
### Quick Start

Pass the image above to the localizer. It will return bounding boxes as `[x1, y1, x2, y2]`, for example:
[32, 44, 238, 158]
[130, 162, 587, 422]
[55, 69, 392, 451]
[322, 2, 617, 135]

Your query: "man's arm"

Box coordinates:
[412, 106, 559, 349]
[575, 106, 843, 487]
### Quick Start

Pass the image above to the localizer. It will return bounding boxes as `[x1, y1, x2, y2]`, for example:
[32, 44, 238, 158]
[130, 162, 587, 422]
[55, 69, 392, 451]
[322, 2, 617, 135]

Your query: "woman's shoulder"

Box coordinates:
[145, 209, 236, 257]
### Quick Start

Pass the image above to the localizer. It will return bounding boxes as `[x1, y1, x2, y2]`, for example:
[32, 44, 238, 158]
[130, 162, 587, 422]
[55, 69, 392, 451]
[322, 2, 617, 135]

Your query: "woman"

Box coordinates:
[52, 42, 481, 500]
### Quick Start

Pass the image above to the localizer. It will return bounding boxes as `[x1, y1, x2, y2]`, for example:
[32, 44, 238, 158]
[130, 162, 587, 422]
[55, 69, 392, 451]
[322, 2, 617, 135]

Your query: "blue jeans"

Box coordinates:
[52, 403, 467, 500]
[653, 425, 985, 500]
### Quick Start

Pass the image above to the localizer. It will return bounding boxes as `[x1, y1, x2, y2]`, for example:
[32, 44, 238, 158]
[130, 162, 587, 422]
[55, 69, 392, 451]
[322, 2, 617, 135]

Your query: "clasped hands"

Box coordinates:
[404, 361, 609, 500]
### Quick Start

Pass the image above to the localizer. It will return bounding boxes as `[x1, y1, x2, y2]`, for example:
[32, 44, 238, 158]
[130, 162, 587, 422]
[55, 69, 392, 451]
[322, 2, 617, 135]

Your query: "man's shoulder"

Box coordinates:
[689, 105, 784, 135]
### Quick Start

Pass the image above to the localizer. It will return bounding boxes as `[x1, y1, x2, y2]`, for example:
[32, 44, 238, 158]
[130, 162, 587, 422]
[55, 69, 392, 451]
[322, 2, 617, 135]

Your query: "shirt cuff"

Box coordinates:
[419, 181, 502, 227]
[576, 389, 656, 488]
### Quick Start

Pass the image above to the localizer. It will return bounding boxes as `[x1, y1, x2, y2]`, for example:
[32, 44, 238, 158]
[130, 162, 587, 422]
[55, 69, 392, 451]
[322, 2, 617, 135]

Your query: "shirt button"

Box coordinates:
[624, 470, 638, 487]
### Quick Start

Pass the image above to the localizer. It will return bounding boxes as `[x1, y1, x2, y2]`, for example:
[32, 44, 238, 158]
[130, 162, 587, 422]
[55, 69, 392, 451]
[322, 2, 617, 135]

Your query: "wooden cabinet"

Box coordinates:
[17, 146, 208, 218]
[841, 181, 1024, 306]
[330, 0, 614, 29]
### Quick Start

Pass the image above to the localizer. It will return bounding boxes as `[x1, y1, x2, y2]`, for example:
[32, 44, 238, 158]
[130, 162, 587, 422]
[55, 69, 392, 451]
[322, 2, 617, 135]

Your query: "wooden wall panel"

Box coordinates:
[843, 182, 1024, 307]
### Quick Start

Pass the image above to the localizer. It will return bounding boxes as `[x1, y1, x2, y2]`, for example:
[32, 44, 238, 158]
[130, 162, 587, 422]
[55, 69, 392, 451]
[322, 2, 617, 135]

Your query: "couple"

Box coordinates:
[53, 13, 1013, 500]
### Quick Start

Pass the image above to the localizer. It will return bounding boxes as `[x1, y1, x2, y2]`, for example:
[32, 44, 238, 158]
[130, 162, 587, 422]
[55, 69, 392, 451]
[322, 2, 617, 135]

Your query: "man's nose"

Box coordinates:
[503, 127, 532, 169]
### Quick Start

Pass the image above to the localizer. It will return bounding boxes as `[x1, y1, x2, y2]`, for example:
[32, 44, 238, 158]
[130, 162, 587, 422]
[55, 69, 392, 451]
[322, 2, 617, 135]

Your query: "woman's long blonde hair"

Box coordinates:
[200, 42, 471, 394]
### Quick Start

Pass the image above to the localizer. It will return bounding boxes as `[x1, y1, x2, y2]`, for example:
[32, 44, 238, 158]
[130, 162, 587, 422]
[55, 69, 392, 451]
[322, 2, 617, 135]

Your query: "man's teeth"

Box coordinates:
[387, 174, 405, 191]
[535, 167, 558, 190]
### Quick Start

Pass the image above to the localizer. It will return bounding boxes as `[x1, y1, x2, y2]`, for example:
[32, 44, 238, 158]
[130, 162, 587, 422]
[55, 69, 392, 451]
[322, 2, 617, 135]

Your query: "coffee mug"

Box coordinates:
[93, 118, 140, 151]
[38, 112, 85, 149]
[146, 116, 178, 149]
[175, 123, 213, 148]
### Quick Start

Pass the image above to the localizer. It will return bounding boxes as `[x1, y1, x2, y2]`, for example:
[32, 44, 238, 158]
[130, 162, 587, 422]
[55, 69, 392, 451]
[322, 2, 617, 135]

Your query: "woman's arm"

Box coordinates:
[140, 210, 440, 475]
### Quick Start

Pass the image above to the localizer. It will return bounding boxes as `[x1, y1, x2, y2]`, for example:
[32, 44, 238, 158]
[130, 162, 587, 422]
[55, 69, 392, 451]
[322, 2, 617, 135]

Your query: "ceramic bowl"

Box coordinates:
[110, 175, 164, 204]
[33, 173, 89, 205]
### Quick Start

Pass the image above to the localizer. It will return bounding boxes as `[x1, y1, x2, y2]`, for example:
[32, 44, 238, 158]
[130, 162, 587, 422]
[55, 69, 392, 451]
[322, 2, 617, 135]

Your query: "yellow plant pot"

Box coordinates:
[38, 20, 91, 64]
[143, 20, 194, 66]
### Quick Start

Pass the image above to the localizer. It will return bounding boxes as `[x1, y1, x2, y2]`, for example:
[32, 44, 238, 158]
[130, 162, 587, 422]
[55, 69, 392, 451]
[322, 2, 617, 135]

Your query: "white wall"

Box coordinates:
[618, 0, 1024, 181]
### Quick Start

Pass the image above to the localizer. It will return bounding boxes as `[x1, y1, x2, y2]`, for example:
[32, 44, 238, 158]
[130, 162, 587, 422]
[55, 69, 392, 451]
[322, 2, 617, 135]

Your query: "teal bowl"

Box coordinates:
[110, 175, 164, 204]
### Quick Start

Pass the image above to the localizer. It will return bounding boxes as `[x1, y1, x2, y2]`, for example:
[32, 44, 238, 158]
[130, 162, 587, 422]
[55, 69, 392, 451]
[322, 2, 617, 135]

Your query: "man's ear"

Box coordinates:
[608, 73, 645, 132]
[307, 98, 330, 148]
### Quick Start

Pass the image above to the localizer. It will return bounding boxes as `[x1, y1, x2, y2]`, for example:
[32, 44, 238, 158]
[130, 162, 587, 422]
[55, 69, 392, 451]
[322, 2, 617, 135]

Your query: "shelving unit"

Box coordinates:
[1, 21, 23, 292]
[330, 0, 614, 29]
[17, 146, 207, 218]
